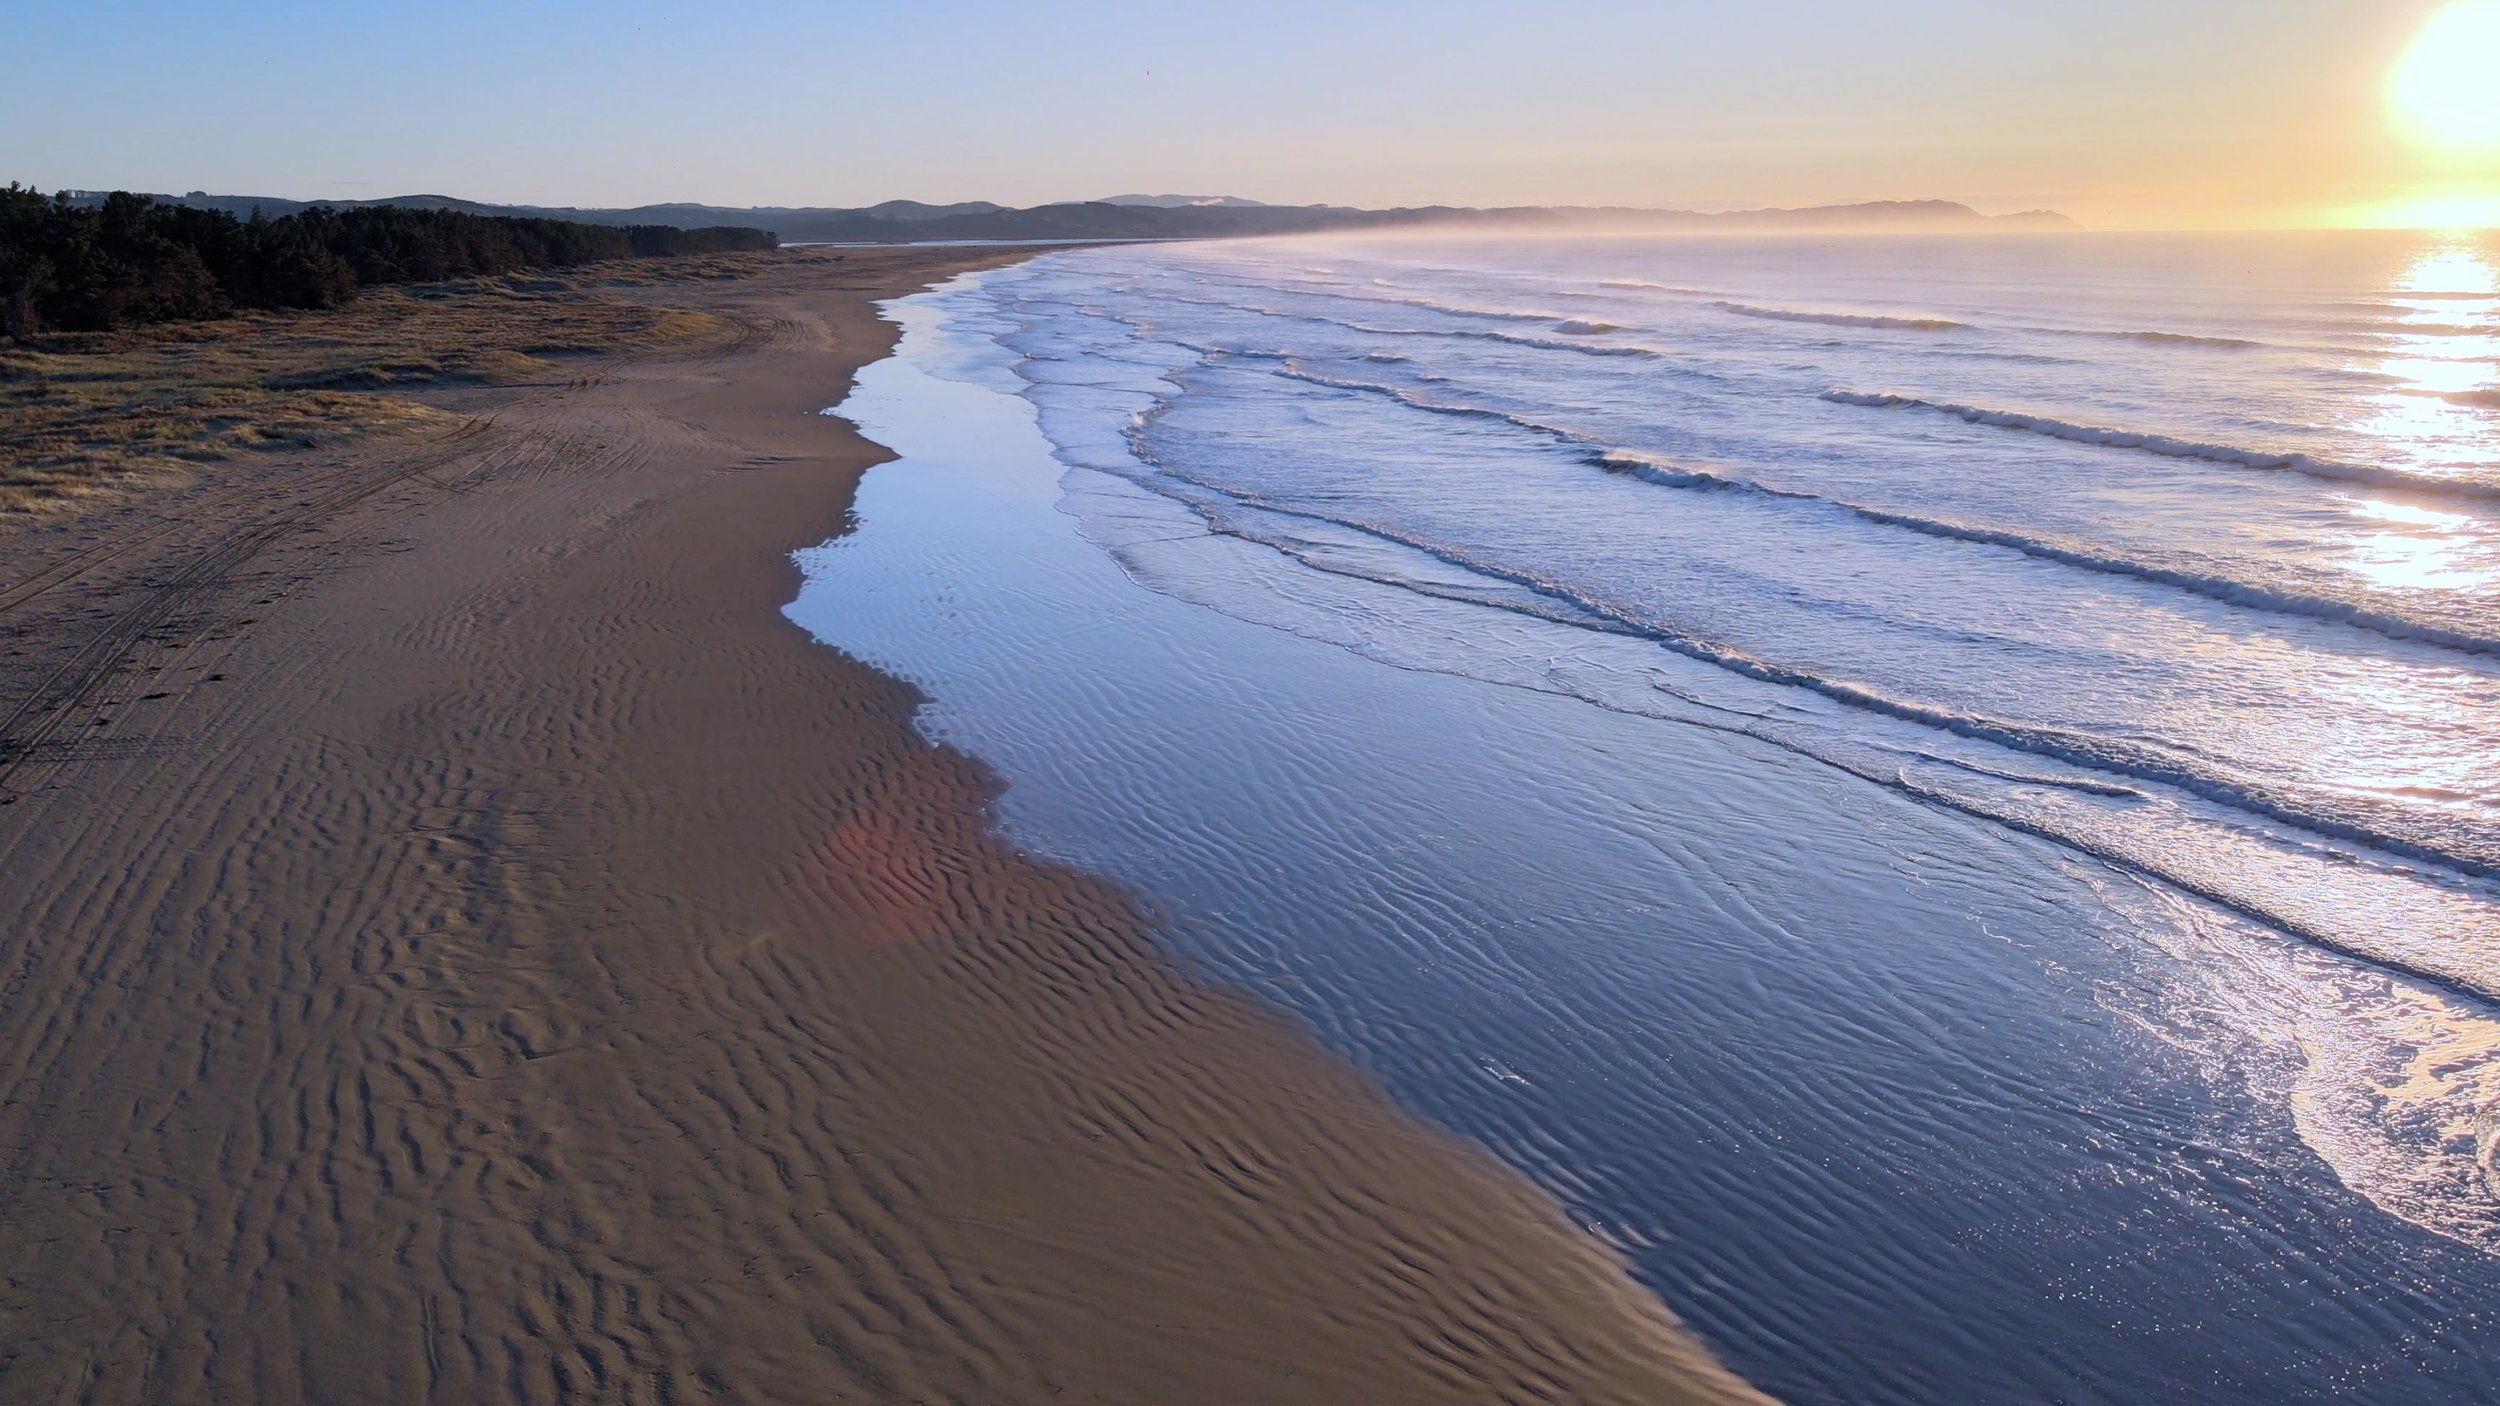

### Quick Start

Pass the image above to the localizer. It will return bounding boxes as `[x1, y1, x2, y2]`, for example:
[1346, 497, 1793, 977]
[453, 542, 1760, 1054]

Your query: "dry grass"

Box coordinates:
[0, 253, 774, 513]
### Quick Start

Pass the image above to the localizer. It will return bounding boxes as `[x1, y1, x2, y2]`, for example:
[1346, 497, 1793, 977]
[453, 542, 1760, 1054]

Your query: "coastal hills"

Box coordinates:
[59, 190, 2079, 243]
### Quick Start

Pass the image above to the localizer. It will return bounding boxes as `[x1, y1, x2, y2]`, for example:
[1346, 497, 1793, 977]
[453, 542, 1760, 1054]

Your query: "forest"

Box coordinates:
[0, 186, 778, 336]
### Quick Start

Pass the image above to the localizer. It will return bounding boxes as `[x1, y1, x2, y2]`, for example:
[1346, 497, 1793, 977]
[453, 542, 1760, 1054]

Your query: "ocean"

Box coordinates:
[791, 231, 2500, 1404]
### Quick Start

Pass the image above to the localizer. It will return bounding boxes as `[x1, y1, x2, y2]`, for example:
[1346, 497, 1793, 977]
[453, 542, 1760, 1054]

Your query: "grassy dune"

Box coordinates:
[0, 253, 784, 512]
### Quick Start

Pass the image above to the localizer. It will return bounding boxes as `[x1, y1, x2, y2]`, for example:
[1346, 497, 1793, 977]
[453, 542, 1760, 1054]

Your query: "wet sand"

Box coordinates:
[0, 246, 1769, 1404]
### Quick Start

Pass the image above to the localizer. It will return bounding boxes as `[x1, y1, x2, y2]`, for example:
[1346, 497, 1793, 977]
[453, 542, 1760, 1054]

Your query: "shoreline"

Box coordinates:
[0, 248, 1767, 1403]
[834, 238, 2500, 1406]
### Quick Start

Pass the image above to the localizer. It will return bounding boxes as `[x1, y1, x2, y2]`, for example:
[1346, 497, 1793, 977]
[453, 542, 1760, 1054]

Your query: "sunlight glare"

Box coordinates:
[2341, 239, 2500, 529]
[2337, 498, 2497, 594]
[2350, 189, 2500, 230]
[2391, 1, 2500, 154]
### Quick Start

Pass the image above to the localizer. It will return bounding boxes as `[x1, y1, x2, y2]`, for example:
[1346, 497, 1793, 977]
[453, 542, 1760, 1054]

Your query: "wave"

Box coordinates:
[2096, 329, 2265, 349]
[1718, 306, 2255, 349]
[1266, 276, 1564, 324]
[1362, 294, 1565, 324]
[988, 258, 2500, 1015]
[1166, 274, 2266, 370]
[1215, 264, 2284, 358]
[1869, 766, 2500, 1011]
[1591, 277, 2267, 350]
[2381, 322, 2500, 338]
[1132, 459, 2500, 1008]
[1464, 329, 1659, 358]
[1121, 406, 2500, 890]
[1117, 289, 1665, 362]
[1009, 308, 2500, 1006]
[1595, 449, 2500, 658]
[1652, 294, 2267, 352]
[2387, 384, 2500, 411]
[1162, 269, 1565, 325]
[1271, 366, 2500, 658]
[1824, 390, 2500, 503]
[1714, 301, 1970, 332]
[1275, 363, 1570, 433]
[1115, 455, 2500, 1008]
[1914, 753, 2148, 799]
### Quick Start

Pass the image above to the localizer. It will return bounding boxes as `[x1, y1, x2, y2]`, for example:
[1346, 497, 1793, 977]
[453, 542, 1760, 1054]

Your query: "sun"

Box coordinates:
[2392, 1, 2500, 154]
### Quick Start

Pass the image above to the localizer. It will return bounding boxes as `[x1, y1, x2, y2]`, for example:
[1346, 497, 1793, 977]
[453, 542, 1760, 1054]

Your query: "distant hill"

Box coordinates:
[1987, 209, 2083, 230]
[54, 191, 2081, 243]
[859, 200, 1012, 221]
[1099, 194, 1273, 209]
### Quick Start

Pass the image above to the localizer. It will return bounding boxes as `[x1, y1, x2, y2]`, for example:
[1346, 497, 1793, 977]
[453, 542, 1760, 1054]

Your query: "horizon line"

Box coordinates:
[25, 182, 2500, 234]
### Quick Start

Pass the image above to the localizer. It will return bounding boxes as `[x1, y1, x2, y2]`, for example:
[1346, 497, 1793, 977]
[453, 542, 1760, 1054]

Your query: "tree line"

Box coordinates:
[0, 186, 778, 337]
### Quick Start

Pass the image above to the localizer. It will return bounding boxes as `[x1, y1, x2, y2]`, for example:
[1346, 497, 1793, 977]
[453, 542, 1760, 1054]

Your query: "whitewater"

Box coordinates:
[796, 229, 2500, 1404]
[989, 231, 2500, 990]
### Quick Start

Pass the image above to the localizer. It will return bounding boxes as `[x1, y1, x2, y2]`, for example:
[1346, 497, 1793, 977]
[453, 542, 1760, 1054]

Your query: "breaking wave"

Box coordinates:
[1823, 390, 2500, 502]
[1714, 302, 1972, 332]
[1271, 367, 2500, 658]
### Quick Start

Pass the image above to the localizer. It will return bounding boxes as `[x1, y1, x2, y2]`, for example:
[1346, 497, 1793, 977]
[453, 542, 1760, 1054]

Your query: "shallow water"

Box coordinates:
[791, 236, 2500, 1404]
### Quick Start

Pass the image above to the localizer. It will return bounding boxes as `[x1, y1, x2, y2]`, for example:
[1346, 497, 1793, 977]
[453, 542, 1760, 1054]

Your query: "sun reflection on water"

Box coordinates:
[2340, 237, 2500, 589]
[2338, 497, 2498, 592]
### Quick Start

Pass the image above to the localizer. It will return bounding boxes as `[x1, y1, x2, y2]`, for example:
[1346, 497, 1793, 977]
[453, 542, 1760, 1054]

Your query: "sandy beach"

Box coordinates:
[0, 246, 1767, 1404]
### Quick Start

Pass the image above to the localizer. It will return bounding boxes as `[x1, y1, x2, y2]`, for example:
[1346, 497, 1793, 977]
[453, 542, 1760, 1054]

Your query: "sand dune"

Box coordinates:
[0, 247, 1769, 1404]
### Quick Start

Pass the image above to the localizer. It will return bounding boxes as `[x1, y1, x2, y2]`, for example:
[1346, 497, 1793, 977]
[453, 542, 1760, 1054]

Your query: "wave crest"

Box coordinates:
[1273, 367, 2500, 658]
[1715, 301, 1970, 332]
[2104, 329, 2265, 349]
[1823, 390, 2500, 502]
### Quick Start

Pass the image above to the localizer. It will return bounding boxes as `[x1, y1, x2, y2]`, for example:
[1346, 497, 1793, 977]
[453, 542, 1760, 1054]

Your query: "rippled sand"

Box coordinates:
[0, 247, 1767, 1405]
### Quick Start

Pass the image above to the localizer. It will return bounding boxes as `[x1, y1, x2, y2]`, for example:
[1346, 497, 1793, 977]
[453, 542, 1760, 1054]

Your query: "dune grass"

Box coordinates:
[0, 253, 771, 512]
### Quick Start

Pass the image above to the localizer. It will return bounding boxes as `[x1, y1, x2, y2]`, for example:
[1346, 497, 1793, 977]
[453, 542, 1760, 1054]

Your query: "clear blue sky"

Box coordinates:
[3, 0, 2481, 226]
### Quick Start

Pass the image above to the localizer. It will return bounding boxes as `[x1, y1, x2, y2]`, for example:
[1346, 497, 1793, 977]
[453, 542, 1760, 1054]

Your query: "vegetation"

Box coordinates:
[0, 186, 777, 337]
[0, 248, 815, 511]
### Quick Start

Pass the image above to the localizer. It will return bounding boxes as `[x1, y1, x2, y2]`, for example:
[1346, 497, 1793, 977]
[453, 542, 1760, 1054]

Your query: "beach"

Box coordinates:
[0, 246, 1768, 1404]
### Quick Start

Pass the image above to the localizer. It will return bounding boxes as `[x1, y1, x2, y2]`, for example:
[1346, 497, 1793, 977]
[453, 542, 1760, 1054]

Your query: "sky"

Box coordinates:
[6, 0, 2497, 229]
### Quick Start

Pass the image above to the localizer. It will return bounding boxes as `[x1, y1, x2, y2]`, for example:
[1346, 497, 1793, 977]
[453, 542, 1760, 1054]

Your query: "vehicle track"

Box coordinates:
[0, 418, 501, 618]
[0, 311, 706, 620]
[0, 417, 514, 798]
